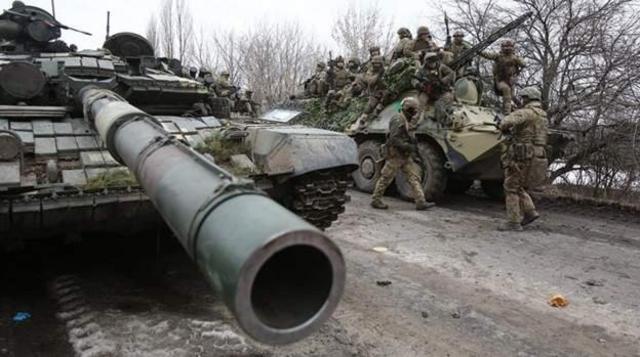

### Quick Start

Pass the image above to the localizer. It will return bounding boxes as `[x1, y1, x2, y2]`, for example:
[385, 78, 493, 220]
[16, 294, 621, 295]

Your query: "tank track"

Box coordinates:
[287, 169, 351, 230]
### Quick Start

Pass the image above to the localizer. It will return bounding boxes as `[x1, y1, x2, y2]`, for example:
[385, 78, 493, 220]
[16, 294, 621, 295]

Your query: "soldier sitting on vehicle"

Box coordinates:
[214, 71, 238, 98]
[347, 57, 362, 75]
[371, 97, 435, 211]
[412, 26, 439, 56]
[413, 52, 456, 123]
[391, 27, 415, 62]
[480, 39, 526, 114]
[351, 56, 390, 132]
[498, 87, 548, 231]
[304, 62, 329, 98]
[331, 56, 353, 91]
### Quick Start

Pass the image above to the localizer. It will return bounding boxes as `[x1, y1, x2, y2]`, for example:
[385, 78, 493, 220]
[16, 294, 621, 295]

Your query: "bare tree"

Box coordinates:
[331, 2, 395, 60]
[155, 0, 194, 62]
[444, 0, 640, 199]
[145, 15, 160, 54]
[211, 29, 243, 85]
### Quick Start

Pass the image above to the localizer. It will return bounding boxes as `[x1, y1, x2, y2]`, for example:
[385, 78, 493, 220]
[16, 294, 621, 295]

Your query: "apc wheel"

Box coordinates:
[446, 179, 474, 194]
[353, 140, 383, 193]
[396, 142, 447, 202]
[481, 180, 505, 200]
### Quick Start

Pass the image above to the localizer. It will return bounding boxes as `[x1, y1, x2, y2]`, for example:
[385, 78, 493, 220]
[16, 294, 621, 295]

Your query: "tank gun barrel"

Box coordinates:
[77, 87, 346, 345]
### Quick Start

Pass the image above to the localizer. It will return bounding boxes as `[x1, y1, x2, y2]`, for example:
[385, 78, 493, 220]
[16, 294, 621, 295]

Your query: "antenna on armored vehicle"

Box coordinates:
[50, 0, 55, 17]
[106, 11, 110, 40]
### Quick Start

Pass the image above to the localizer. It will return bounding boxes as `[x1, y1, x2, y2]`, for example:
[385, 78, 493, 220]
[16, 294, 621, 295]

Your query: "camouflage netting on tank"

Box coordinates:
[195, 133, 254, 176]
[296, 97, 368, 132]
[84, 169, 138, 190]
[384, 59, 418, 98]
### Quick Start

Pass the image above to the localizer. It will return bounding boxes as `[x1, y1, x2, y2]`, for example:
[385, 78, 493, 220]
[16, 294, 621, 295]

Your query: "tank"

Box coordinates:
[288, 12, 557, 201]
[0, 2, 350, 344]
[0, 1, 357, 244]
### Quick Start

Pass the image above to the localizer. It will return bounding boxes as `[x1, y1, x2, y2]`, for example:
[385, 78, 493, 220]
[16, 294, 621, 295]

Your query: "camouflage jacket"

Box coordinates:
[333, 68, 353, 90]
[363, 70, 387, 97]
[391, 38, 415, 61]
[500, 101, 548, 148]
[480, 51, 525, 84]
[387, 112, 416, 156]
[447, 41, 472, 59]
[413, 64, 456, 99]
[412, 38, 438, 53]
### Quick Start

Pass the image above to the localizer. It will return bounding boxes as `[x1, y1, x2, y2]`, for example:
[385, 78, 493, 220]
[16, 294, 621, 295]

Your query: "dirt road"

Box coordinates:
[1, 191, 639, 356]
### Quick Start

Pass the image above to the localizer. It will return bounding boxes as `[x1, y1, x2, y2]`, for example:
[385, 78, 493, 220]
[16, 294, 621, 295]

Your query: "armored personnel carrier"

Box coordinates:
[293, 13, 541, 201]
[0, 2, 351, 344]
[0, 2, 357, 245]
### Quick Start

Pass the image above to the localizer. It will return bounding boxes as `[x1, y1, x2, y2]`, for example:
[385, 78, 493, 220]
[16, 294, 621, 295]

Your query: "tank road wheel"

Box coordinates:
[353, 140, 384, 193]
[395, 142, 447, 202]
[286, 169, 351, 230]
[481, 180, 505, 201]
[446, 179, 474, 194]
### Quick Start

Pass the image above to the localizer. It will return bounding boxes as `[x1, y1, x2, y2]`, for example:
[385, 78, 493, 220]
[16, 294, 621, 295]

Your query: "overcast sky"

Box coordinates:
[20, 0, 448, 51]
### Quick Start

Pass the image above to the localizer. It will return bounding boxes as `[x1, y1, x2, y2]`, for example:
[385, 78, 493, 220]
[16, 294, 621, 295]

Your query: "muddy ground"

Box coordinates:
[1, 191, 639, 356]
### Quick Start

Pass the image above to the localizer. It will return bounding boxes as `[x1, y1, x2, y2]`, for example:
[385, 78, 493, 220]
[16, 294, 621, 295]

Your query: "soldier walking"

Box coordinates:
[498, 87, 549, 231]
[480, 40, 526, 114]
[371, 97, 435, 211]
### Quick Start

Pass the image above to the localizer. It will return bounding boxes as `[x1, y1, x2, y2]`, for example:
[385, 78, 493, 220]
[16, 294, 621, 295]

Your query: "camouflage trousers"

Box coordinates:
[503, 160, 536, 224]
[372, 152, 425, 204]
[495, 80, 513, 114]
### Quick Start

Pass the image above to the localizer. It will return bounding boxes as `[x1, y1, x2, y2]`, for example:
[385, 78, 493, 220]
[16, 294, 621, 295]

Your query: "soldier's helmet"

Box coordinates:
[369, 46, 381, 55]
[417, 26, 431, 37]
[397, 27, 411, 38]
[454, 30, 465, 38]
[519, 87, 541, 101]
[401, 97, 420, 111]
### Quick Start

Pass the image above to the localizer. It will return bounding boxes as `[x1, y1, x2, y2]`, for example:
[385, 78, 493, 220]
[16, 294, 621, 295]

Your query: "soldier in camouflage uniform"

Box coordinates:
[413, 52, 456, 118]
[412, 26, 438, 59]
[498, 87, 548, 231]
[347, 57, 362, 75]
[214, 71, 236, 98]
[305, 62, 328, 98]
[480, 40, 526, 114]
[352, 56, 388, 131]
[371, 97, 435, 210]
[362, 46, 384, 73]
[331, 56, 353, 91]
[391, 27, 415, 62]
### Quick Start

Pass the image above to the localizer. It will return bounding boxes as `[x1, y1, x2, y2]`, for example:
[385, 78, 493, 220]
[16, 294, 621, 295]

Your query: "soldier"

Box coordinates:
[214, 70, 236, 97]
[353, 55, 388, 131]
[480, 40, 526, 114]
[331, 56, 352, 91]
[413, 26, 438, 54]
[188, 67, 198, 80]
[391, 27, 414, 62]
[305, 62, 328, 97]
[347, 57, 361, 75]
[447, 30, 471, 59]
[371, 97, 435, 211]
[362, 46, 383, 73]
[413, 52, 456, 116]
[498, 87, 548, 231]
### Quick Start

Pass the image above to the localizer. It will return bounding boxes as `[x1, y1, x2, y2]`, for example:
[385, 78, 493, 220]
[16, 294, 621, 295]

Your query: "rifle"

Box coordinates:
[444, 12, 451, 49]
[447, 11, 533, 73]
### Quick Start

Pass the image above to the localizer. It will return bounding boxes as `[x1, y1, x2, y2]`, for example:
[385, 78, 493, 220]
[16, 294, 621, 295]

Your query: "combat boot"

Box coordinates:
[521, 211, 540, 226]
[415, 200, 435, 211]
[371, 199, 389, 210]
[498, 221, 523, 232]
